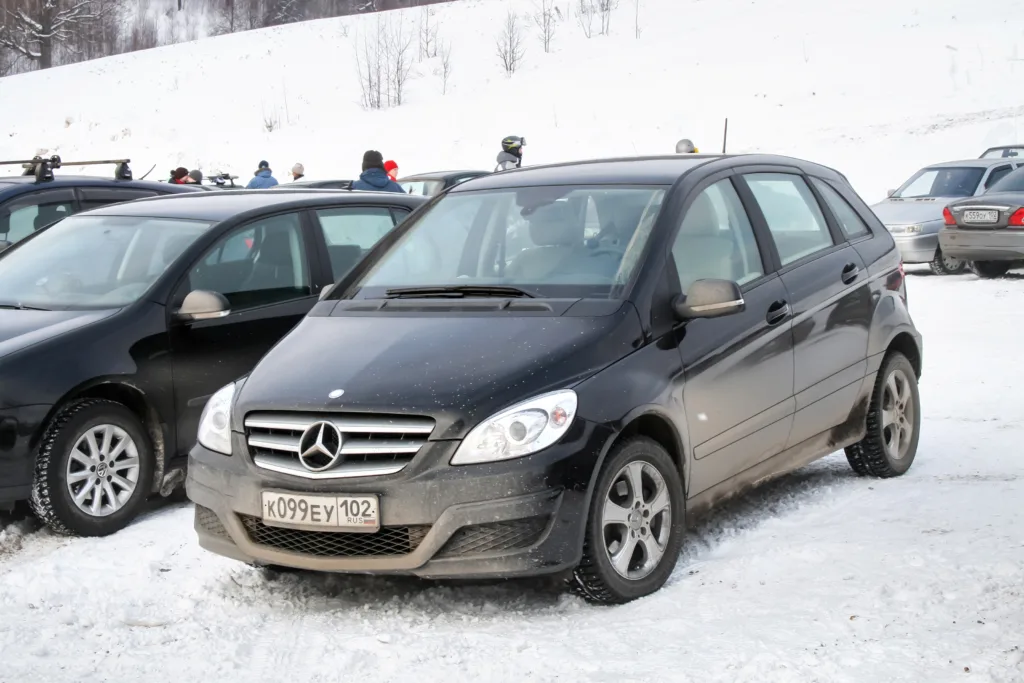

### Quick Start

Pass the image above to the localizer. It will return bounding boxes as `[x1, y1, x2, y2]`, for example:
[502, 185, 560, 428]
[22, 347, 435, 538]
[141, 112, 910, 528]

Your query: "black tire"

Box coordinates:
[571, 436, 685, 604]
[969, 260, 1011, 279]
[845, 352, 921, 478]
[929, 248, 966, 275]
[30, 399, 154, 537]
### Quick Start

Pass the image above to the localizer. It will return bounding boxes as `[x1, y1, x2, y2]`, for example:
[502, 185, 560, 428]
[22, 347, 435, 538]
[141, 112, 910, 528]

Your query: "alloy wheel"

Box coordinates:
[601, 461, 672, 580]
[65, 424, 141, 517]
[881, 369, 915, 461]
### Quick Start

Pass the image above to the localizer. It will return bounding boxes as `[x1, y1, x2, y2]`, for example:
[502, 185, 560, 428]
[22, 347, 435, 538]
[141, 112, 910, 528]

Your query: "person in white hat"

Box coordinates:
[291, 163, 305, 181]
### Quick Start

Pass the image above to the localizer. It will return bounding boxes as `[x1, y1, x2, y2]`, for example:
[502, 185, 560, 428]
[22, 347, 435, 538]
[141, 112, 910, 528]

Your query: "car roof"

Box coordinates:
[0, 175, 194, 190]
[400, 170, 488, 181]
[74, 188, 428, 222]
[450, 154, 847, 191]
[923, 158, 1015, 169]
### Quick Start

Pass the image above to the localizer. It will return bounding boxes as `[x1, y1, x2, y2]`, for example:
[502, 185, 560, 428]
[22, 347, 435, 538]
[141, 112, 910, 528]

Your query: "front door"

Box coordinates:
[168, 211, 318, 456]
[738, 171, 873, 448]
[671, 177, 796, 495]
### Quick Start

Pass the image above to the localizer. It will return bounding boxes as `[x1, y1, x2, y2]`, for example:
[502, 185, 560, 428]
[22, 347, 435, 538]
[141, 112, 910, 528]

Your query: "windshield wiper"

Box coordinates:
[384, 285, 536, 299]
[0, 302, 51, 311]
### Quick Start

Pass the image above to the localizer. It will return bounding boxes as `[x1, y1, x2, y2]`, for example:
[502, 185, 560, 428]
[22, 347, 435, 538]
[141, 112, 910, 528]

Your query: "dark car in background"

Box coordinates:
[399, 170, 490, 196]
[940, 166, 1024, 277]
[0, 189, 427, 536]
[0, 156, 203, 251]
[187, 153, 923, 604]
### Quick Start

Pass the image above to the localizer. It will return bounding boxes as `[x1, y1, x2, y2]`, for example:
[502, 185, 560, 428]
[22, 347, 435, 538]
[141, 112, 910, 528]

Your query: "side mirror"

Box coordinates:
[0, 240, 11, 254]
[886, 188, 896, 197]
[672, 279, 745, 320]
[175, 290, 230, 321]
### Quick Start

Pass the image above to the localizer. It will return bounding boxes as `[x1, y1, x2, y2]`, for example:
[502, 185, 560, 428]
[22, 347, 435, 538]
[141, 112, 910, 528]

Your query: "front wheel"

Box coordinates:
[571, 437, 685, 604]
[30, 399, 154, 537]
[969, 260, 1012, 278]
[929, 247, 966, 275]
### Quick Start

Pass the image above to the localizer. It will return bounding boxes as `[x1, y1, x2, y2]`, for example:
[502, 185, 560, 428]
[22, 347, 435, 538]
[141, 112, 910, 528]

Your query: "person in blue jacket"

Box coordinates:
[351, 150, 405, 193]
[246, 160, 279, 189]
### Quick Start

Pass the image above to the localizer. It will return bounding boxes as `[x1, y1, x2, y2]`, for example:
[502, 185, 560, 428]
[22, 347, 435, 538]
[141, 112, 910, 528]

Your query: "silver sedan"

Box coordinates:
[872, 158, 1021, 274]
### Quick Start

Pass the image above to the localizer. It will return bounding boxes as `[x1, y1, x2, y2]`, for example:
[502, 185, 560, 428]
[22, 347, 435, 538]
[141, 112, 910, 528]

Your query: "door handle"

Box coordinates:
[766, 300, 789, 326]
[841, 262, 860, 284]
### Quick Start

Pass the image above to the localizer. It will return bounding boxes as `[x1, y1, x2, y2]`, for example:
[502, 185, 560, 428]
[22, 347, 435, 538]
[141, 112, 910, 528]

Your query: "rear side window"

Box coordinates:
[744, 173, 834, 266]
[0, 189, 76, 245]
[314, 206, 397, 280]
[984, 165, 1013, 190]
[810, 178, 870, 240]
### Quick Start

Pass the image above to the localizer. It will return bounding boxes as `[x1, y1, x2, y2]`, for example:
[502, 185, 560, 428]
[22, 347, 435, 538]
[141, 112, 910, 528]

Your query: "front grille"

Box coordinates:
[194, 505, 230, 539]
[437, 517, 548, 558]
[244, 412, 435, 480]
[239, 515, 430, 557]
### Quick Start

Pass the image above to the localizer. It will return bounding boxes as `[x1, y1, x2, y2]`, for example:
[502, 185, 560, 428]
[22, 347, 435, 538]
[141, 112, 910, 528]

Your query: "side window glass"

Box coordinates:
[78, 189, 159, 212]
[672, 179, 764, 292]
[0, 192, 76, 245]
[744, 173, 834, 266]
[985, 165, 1012, 189]
[315, 207, 397, 280]
[189, 212, 310, 310]
[810, 178, 870, 240]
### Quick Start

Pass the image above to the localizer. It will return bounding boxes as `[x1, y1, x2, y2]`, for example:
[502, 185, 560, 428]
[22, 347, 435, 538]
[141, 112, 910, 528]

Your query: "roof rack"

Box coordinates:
[0, 155, 133, 182]
[207, 172, 240, 187]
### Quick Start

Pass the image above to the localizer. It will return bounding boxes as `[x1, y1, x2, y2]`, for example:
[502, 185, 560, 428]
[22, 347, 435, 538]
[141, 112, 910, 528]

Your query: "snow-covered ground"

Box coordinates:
[1, 0, 1024, 201]
[1, 268, 1023, 682]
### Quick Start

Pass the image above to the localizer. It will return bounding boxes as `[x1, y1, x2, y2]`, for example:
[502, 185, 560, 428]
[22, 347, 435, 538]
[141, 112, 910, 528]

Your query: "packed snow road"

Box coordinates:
[1, 269, 1023, 683]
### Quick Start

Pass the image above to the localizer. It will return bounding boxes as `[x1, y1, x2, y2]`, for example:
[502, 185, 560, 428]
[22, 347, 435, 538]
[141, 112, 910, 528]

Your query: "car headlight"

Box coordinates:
[904, 224, 923, 234]
[450, 390, 578, 465]
[197, 382, 235, 455]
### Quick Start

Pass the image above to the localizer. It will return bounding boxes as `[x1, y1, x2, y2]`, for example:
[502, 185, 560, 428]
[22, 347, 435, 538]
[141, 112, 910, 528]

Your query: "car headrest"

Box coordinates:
[680, 192, 720, 236]
[527, 202, 582, 247]
[256, 229, 294, 267]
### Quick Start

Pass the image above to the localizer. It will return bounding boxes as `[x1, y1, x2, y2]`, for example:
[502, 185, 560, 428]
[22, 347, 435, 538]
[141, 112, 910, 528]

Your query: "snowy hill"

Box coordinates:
[1, 0, 1023, 201]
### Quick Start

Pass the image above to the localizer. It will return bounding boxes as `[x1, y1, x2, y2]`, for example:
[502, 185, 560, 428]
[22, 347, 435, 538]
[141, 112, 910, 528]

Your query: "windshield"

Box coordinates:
[400, 179, 446, 196]
[348, 184, 667, 300]
[893, 167, 984, 198]
[0, 215, 211, 310]
[981, 147, 1024, 159]
[987, 167, 1024, 193]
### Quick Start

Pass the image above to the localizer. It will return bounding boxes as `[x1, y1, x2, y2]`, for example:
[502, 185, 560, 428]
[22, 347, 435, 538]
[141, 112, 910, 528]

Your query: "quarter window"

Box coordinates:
[188, 212, 310, 310]
[672, 179, 764, 292]
[0, 190, 76, 245]
[810, 178, 870, 240]
[314, 206, 397, 279]
[985, 165, 1013, 189]
[744, 173, 834, 266]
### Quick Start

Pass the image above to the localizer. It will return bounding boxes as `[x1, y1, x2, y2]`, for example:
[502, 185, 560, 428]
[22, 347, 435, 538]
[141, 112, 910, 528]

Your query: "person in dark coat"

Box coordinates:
[351, 151, 404, 193]
[246, 160, 279, 189]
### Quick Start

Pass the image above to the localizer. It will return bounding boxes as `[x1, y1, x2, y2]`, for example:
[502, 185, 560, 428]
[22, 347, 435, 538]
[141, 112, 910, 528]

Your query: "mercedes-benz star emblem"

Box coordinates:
[297, 421, 343, 472]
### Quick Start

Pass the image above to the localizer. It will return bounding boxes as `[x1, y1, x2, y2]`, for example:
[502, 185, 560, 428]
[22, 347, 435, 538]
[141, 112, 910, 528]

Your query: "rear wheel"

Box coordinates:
[845, 352, 921, 478]
[571, 437, 685, 604]
[929, 247, 966, 275]
[969, 260, 1012, 278]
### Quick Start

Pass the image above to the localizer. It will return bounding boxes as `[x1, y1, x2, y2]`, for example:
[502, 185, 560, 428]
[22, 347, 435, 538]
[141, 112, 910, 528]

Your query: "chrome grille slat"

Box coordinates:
[244, 412, 434, 480]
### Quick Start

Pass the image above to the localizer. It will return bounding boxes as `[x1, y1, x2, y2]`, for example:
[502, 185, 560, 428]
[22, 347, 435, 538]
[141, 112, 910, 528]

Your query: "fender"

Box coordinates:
[866, 289, 923, 377]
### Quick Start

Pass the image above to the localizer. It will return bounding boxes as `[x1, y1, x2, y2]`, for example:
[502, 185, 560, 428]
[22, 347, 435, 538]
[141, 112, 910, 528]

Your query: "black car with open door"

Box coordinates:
[0, 188, 427, 536]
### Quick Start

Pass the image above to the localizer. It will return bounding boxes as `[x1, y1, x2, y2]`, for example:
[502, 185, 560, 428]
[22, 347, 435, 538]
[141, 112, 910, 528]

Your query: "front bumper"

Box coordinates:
[186, 419, 610, 579]
[939, 229, 1024, 262]
[0, 405, 51, 504]
[890, 232, 938, 264]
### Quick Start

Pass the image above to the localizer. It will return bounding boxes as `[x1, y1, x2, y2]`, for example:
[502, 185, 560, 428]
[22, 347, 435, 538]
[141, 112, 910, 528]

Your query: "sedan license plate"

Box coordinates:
[261, 491, 379, 532]
[963, 209, 999, 224]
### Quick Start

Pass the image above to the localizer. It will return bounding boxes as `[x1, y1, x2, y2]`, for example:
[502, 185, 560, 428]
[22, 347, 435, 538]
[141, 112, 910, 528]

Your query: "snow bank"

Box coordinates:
[1, 0, 1023, 201]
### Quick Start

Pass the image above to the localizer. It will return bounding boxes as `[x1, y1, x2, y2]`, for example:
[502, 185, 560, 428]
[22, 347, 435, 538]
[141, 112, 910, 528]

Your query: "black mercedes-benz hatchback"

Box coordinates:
[187, 154, 924, 603]
[0, 189, 426, 536]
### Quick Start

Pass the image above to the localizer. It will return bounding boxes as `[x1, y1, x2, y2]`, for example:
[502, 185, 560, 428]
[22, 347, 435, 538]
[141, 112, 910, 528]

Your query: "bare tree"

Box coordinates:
[596, 0, 616, 35]
[385, 15, 413, 106]
[354, 17, 384, 109]
[633, 0, 640, 38]
[0, 0, 104, 69]
[574, 0, 593, 39]
[0, 46, 14, 75]
[417, 5, 436, 60]
[533, 0, 554, 53]
[438, 38, 451, 93]
[495, 7, 524, 76]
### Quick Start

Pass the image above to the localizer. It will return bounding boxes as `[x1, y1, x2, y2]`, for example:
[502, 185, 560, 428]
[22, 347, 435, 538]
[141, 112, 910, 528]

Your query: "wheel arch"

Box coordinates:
[886, 331, 922, 379]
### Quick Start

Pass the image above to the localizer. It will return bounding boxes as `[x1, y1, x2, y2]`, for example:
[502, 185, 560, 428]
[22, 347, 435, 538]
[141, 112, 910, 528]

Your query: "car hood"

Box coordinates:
[234, 304, 644, 440]
[871, 198, 952, 225]
[0, 308, 117, 360]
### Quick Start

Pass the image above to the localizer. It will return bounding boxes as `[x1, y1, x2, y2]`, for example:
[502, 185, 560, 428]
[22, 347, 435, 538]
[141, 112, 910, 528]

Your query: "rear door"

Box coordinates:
[168, 210, 325, 455]
[671, 174, 796, 495]
[737, 169, 872, 448]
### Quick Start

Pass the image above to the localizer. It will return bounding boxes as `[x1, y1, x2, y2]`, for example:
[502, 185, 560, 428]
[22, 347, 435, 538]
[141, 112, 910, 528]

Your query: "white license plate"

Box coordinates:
[261, 491, 379, 532]
[963, 209, 999, 224]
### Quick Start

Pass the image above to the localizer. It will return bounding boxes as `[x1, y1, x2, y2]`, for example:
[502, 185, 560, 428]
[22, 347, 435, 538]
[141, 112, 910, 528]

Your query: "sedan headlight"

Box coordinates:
[904, 224, 923, 234]
[197, 382, 235, 455]
[450, 390, 578, 465]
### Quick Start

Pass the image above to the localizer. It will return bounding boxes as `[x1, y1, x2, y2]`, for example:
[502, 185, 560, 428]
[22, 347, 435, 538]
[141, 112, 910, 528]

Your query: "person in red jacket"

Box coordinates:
[384, 160, 399, 181]
[169, 167, 189, 184]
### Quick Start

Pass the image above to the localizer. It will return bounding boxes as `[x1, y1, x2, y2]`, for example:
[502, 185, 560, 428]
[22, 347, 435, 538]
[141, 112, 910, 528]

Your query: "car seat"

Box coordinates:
[34, 204, 68, 231]
[674, 192, 739, 290]
[505, 202, 584, 280]
[240, 228, 296, 291]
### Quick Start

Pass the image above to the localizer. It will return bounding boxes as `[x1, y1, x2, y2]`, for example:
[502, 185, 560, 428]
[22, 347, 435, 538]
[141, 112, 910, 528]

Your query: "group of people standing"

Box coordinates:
[165, 134, 692, 191]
